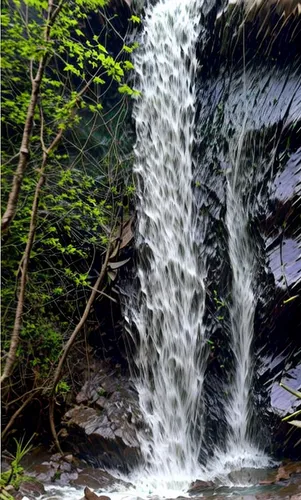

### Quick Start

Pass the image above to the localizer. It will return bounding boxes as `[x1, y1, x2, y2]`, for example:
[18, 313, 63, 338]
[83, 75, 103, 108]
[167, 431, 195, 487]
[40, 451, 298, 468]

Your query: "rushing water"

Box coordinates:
[202, 70, 271, 478]
[127, 0, 273, 484]
[130, 0, 206, 480]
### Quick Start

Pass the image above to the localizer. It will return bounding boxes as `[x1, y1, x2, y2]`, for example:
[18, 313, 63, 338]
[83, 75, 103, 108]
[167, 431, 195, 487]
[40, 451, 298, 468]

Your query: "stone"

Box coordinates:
[188, 479, 215, 493]
[72, 467, 130, 490]
[62, 361, 144, 472]
[18, 480, 45, 498]
[27, 459, 80, 486]
[84, 487, 100, 500]
[95, 397, 108, 410]
[229, 468, 274, 485]
[58, 471, 79, 486]
[83, 487, 111, 500]
[276, 462, 301, 481]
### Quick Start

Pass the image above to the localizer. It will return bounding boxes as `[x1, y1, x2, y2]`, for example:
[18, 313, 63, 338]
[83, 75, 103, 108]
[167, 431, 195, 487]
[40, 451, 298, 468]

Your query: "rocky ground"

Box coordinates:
[1, 454, 301, 500]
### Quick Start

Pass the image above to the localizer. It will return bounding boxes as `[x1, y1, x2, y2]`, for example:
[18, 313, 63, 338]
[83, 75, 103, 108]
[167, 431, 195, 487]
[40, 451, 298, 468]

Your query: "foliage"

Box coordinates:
[1, 0, 138, 439]
[281, 383, 301, 429]
[0, 436, 33, 488]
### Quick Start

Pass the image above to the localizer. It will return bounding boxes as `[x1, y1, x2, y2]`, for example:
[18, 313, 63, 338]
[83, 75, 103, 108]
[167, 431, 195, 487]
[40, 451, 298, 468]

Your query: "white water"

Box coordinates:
[225, 130, 256, 448]
[206, 74, 271, 473]
[130, 0, 207, 481]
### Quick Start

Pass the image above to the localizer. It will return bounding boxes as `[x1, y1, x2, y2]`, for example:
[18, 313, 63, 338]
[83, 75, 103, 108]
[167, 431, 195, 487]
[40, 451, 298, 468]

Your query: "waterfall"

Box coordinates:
[225, 156, 256, 448]
[131, 0, 206, 479]
[204, 79, 271, 477]
[224, 81, 255, 448]
[128, 0, 273, 486]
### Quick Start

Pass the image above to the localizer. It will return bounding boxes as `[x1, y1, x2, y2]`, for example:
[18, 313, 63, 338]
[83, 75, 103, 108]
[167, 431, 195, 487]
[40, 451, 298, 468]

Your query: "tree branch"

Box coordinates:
[49, 243, 112, 453]
[1, 0, 64, 232]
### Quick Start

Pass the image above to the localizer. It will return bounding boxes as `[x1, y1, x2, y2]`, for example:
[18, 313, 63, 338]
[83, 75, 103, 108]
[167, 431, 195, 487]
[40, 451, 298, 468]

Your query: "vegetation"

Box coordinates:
[0, 436, 33, 490]
[1, 0, 139, 449]
[281, 383, 301, 429]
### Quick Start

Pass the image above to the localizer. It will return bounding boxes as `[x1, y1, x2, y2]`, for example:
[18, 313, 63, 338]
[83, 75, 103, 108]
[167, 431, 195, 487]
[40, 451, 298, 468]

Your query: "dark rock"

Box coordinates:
[62, 361, 143, 472]
[270, 368, 301, 418]
[18, 480, 45, 498]
[72, 467, 130, 490]
[265, 462, 301, 483]
[84, 487, 101, 500]
[28, 463, 58, 483]
[195, 3, 301, 459]
[28, 455, 80, 485]
[228, 468, 275, 485]
[83, 487, 111, 500]
[95, 397, 108, 410]
[188, 479, 215, 494]
[58, 471, 79, 486]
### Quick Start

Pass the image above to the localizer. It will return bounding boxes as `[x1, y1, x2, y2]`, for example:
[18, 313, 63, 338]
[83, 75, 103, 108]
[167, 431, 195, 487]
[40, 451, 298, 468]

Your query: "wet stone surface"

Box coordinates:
[61, 360, 144, 472]
[72, 467, 132, 490]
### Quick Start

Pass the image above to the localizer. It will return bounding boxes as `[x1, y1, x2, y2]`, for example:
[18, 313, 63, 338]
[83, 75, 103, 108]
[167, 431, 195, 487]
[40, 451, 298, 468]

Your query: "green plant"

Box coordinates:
[0, 436, 33, 488]
[280, 383, 301, 428]
[1, 0, 137, 448]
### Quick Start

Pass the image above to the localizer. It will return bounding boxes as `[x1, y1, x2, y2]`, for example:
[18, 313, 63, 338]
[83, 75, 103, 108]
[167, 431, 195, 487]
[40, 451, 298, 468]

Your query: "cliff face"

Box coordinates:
[194, 0, 301, 459]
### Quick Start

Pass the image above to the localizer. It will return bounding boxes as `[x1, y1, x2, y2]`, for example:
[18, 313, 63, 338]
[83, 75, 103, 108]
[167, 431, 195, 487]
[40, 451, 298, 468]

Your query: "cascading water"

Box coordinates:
[204, 76, 272, 477]
[131, 0, 207, 480]
[225, 139, 257, 448]
[223, 120, 268, 465]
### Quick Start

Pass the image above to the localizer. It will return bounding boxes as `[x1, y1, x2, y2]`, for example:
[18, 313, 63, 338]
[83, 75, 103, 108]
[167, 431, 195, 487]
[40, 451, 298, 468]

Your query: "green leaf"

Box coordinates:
[122, 42, 139, 53]
[123, 60, 134, 70]
[108, 258, 131, 269]
[118, 84, 141, 97]
[280, 383, 301, 399]
[282, 409, 301, 422]
[93, 76, 105, 84]
[288, 420, 301, 428]
[129, 14, 141, 23]
[283, 295, 299, 304]
[97, 43, 108, 53]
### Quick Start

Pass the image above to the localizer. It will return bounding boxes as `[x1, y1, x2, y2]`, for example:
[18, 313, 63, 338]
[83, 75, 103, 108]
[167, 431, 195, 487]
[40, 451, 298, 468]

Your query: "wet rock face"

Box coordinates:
[17, 480, 46, 498]
[261, 129, 301, 458]
[62, 361, 143, 472]
[27, 452, 131, 491]
[28, 453, 80, 485]
[195, 0, 301, 459]
[186, 467, 301, 499]
[73, 467, 131, 490]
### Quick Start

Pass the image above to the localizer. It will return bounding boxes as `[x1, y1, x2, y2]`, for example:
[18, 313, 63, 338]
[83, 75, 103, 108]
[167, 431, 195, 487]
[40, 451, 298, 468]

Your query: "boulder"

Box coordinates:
[188, 479, 215, 494]
[28, 454, 79, 485]
[228, 467, 277, 485]
[62, 361, 144, 472]
[83, 487, 111, 500]
[72, 467, 131, 490]
[17, 480, 45, 498]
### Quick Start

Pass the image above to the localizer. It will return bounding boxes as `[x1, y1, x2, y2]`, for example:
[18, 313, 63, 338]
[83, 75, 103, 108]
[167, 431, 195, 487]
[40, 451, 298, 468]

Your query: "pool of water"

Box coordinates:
[38, 466, 301, 500]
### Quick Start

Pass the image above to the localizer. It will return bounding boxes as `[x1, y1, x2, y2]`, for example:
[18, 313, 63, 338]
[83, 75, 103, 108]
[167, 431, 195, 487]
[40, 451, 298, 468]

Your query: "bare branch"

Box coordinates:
[49, 243, 112, 453]
[1, 0, 64, 232]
